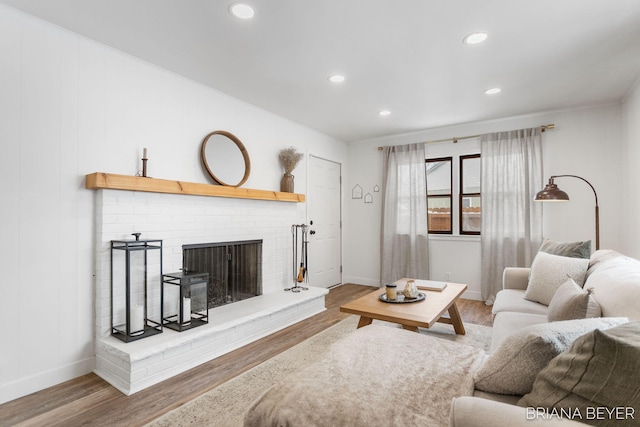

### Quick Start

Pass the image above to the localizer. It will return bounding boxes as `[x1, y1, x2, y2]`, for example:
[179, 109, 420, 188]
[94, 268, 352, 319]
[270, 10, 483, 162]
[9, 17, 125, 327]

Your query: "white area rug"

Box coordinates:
[146, 316, 492, 427]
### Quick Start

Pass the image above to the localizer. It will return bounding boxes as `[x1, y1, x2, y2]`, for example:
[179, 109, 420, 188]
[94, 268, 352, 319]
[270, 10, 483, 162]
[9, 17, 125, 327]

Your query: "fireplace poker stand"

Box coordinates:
[285, 224, 309, 292]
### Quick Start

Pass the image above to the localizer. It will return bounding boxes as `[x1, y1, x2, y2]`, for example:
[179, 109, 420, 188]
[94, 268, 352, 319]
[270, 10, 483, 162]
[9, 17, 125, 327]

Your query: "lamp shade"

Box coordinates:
[534, 179, 569, 201]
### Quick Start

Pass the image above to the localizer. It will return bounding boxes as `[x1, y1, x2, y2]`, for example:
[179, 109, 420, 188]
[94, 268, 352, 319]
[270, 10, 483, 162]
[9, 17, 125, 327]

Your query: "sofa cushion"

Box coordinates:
[472, 390, 522, 406]
[473, 317, 628, 396]
[539, 238, 591, 259]
[586, 249, 623, 279]
[585, 255, 640, 321]
[519, 322, 640, 426]
[524, 251, 589, 306]
[547, 278, 601, 321]
[492, 289, 549, 317]
[491, 311, 548, 352]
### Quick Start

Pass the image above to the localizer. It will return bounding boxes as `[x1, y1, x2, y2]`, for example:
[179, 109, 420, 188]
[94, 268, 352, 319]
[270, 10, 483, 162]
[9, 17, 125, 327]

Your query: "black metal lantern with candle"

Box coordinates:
[162, 269, 209, 331]
[111, 233, 163, 342]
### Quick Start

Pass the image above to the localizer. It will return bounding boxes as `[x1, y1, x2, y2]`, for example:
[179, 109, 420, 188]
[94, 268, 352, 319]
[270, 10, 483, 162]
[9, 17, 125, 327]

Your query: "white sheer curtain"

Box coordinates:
[481, 128, 543, 303]
[380, 143, 429, 285]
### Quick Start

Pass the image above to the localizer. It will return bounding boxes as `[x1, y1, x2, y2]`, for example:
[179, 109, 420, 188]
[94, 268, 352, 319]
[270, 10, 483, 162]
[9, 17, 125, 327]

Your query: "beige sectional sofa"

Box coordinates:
[245, 246, 640, 426]
[491, 249, 640, 349]
[452, 248, 640, 426]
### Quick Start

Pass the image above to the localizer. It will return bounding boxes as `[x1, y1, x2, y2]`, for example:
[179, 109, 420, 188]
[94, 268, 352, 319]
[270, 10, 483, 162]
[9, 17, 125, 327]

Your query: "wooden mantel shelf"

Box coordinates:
[85, 172, 305, 203]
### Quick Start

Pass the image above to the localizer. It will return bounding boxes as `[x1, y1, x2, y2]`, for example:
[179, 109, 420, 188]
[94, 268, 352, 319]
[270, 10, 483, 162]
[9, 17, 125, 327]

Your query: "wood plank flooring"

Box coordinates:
[0, 284, 492, 427]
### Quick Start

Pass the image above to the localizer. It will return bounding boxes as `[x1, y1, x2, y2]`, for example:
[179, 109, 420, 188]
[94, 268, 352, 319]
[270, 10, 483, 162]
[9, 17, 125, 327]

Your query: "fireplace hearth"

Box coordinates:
[183, 240, 262, 309]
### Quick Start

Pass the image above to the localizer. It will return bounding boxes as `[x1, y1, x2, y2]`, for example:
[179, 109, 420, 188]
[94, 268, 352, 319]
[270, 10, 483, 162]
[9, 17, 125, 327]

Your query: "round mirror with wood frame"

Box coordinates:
[201, 130, 251, 187]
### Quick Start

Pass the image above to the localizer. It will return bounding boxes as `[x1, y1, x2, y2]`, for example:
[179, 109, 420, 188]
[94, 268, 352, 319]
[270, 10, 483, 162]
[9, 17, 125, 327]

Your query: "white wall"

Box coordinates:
[622, 78, 640, 259]
[0, 5, 346, 404]
[344, 103, 626, 299]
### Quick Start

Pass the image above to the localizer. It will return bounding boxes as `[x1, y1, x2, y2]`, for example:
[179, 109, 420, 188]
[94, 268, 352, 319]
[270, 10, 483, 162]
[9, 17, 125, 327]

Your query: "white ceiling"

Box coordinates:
[3, 0, 640, 142]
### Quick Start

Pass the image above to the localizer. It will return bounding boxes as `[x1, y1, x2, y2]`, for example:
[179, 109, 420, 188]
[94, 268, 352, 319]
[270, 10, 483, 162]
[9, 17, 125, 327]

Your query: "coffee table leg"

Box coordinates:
[357, 316, 373, 328]
[448, 302, 466, 335]
[402, 324, 419, 332]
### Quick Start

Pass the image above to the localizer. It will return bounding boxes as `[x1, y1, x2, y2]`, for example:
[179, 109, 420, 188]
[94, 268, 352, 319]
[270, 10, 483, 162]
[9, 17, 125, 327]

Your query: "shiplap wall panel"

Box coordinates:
[0, 6, 22, 388]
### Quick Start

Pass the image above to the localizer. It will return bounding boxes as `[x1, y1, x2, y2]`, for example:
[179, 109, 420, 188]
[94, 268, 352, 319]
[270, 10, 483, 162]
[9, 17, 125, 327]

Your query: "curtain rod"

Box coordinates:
[377, 123, 554, 151]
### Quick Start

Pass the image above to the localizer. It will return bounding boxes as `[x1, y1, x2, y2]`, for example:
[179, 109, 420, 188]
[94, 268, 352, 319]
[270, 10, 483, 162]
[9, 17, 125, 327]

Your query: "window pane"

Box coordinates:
[462, 156, 480, 193]
[428, 197, 451, 232]
[461, 196, 481, 233]
[426, 160, 451, 195]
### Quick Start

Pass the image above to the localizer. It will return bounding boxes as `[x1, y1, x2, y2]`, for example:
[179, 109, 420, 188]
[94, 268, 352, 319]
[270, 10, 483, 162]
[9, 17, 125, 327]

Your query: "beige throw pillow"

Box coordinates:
[519, 322, 640, 426]
[547, 278, 601, 321]
[524, 251, 589, 306]
[473, 317, 628, 396]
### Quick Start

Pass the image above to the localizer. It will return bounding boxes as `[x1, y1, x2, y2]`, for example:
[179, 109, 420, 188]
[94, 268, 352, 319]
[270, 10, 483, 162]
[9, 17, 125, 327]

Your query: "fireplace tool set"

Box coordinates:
[285, 224, 309, 292]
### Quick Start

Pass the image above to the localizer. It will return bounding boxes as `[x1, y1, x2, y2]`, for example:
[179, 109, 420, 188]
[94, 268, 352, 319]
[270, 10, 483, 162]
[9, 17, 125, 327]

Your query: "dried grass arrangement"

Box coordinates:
[279, 147, 303, 174]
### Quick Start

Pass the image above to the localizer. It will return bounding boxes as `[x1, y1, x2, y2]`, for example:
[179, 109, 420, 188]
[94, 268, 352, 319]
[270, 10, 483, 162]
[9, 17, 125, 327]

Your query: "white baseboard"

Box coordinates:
[342, 276, 379, 287]
[462, 290, 483, 301]
[0, 357, 95, 405]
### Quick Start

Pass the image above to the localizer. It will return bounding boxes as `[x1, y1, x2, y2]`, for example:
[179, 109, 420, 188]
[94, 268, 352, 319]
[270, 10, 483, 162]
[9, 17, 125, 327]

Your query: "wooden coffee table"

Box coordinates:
[340, 281, 467, 335]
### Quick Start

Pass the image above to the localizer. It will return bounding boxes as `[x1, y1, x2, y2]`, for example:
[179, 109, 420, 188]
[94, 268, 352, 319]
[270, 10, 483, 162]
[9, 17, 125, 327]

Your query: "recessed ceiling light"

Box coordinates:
[229, 3, 255, 19]
[378, 110, 391, 116]
[484, 87, 501, 95]
[463, 32, 488, 45]
[328, 75, 345, 83]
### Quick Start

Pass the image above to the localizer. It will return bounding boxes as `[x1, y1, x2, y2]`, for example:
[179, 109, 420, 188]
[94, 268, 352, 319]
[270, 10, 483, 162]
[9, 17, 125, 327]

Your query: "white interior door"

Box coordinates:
[307, 155, 342, 288]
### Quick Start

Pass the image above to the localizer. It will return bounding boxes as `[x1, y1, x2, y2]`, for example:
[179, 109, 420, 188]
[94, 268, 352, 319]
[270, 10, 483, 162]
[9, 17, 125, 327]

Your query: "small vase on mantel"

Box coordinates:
[281, 173, 295, 193]
[279, 147, 303, 194]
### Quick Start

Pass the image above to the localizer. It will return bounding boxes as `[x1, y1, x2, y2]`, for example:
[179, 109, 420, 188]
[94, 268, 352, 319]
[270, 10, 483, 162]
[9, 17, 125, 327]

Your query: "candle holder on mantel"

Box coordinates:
[142, 147, 148, 177]
[111, 233, 163, 342]
[162, 269, 209, 332]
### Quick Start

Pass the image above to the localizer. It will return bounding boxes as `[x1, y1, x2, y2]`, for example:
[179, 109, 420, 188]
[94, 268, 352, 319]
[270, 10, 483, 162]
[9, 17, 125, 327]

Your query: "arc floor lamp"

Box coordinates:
[534, 175, 600, 250]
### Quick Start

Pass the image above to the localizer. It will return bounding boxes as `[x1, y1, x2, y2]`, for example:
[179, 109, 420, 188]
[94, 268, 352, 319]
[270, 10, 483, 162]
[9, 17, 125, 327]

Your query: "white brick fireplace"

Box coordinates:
[93, 188, 327, 395]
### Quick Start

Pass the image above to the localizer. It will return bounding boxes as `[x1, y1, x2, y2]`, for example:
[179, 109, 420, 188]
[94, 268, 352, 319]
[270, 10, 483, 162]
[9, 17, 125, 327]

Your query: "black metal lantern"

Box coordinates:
[162, 270, 209, 331]
[111, 233, 163, 342]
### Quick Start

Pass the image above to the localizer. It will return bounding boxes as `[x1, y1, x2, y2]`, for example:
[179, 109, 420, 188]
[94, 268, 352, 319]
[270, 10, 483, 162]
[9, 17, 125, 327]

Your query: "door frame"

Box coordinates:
[306, 154, 343, 287]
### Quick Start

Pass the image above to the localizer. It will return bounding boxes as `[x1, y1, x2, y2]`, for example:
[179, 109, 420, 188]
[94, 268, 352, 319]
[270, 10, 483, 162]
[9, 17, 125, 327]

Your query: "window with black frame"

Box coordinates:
[426, 157, 452, 233]
[460, 154, 481, 234]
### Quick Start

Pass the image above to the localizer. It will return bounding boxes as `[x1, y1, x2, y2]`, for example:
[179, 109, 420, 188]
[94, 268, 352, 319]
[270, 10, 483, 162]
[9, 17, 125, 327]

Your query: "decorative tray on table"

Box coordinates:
[379, 292, 426, 304]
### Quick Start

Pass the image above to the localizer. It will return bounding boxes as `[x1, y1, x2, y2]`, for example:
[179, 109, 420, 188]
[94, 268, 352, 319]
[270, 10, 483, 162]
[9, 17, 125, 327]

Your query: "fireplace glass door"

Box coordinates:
[183, 240, 262, 309]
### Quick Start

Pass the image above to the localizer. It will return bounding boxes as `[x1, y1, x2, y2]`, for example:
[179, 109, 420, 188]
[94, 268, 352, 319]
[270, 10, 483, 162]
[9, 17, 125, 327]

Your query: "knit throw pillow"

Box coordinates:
[524, 251, 589, 306]
[473, 317, 627, 396]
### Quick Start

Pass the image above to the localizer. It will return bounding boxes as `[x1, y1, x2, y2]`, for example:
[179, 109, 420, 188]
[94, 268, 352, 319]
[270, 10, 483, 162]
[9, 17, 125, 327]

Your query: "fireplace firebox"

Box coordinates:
[182, 240, 262, 309]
